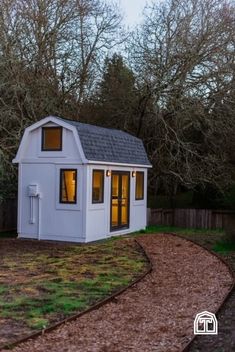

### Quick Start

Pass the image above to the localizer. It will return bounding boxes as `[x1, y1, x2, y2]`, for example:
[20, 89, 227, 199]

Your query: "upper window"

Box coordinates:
[42, 127, 62, 151]
[92, 170, 104, 203]
[60, 169, 77, 204]
[135, 171, 144, 200]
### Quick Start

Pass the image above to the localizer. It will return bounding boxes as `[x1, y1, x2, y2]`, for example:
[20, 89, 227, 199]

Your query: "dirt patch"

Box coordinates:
[5, 234, 233, 352]
[0, 237, 148, 347]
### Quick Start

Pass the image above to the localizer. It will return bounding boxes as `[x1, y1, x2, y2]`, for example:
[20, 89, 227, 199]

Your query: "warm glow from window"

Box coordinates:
[60, 169, 77, 203]
[92, 170, 104, 203]
[135, 172, 144, 200]
[111, 173, 129, 229]
[42, 127, 62, 150]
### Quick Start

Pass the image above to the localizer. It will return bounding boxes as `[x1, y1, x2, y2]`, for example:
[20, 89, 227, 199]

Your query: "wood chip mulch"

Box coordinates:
[2, 234, 233, 352]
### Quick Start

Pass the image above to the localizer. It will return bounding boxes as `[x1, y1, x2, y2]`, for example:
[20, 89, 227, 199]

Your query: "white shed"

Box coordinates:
[13, 116, 151, 243]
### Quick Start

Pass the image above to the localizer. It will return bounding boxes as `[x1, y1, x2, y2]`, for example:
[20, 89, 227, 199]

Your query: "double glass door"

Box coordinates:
[111, 172, 130, 231]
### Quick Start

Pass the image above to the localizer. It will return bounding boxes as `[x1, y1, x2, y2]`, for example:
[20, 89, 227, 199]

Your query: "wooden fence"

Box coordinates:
[0, 199, 17, 232]
[1, 200, 235, 232]
[147, 208, 235, 229]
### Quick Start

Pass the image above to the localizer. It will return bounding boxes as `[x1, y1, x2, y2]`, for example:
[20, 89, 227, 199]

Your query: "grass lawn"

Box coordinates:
[0, 235, 148, 347]
[213, 241, 235, 252]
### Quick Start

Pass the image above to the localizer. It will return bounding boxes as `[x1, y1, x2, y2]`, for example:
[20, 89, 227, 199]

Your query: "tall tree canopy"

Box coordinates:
[128, 0, 235, 198]
[84, 53, 137, 131]
[0, 0, 235, 206]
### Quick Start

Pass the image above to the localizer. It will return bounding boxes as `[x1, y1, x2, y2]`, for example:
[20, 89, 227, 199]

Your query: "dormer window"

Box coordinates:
[42, 126, 62, 151]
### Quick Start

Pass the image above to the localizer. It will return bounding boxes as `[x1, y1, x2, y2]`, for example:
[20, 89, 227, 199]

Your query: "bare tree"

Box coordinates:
[128, 0, 235, 199]
[0, 0, 123, 199]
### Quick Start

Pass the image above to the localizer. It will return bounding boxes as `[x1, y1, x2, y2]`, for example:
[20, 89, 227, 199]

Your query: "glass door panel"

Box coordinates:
[111, 174, 119, 227]
[111, 172, 130, 231]
[121, 175, 129, 226]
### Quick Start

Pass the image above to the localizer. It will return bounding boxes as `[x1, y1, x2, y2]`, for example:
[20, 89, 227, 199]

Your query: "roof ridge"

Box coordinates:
[57, 116, 139, 140]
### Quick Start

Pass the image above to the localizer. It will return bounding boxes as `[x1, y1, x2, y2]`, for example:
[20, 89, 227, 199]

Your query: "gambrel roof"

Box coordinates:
[59, 117, 151, 166]
[13, 116, 151, 167]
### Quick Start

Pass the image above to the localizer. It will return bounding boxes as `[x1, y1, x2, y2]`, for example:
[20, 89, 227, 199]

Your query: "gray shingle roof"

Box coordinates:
[59, 118, 151, 166]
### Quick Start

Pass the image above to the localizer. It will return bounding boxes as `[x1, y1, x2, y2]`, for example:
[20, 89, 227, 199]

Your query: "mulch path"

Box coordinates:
[1, 234, 233, 352]
[178, 235, 235, 352]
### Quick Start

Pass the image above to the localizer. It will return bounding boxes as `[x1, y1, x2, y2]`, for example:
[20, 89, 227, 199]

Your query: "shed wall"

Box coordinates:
[85, 165, 147, 242]
[18, 163, 85, 242]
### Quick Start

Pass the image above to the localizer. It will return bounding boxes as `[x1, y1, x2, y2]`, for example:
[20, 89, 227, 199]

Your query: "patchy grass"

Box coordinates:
[213, 241, 235, 253]
[137, 225, 224, 236]
[0, 237, 148, 346]
[135, 225, 225, 248]
[144, 225, 228, 248]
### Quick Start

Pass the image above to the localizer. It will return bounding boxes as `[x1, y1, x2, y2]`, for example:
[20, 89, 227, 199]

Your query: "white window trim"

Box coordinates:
[38, 124, 67, 158]
[55, 165, 81, 211]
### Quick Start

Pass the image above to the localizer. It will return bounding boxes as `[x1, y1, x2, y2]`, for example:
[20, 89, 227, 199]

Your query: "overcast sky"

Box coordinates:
[118, 0, 150, 27]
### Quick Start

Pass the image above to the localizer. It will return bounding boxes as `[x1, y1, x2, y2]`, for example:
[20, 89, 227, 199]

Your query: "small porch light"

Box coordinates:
[106, 170, 111, 177]
[132, 171, 136, 177]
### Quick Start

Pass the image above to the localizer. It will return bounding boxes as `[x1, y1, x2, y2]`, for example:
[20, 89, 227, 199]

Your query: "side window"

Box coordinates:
[92, 170, 104, 203]
[60, 169, 77, 204]
[42, 127, 62, 151]
[135, 171, 144, 200]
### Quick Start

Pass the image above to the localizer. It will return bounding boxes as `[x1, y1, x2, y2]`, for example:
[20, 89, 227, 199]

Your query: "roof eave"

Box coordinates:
[86, 160, 152, 168]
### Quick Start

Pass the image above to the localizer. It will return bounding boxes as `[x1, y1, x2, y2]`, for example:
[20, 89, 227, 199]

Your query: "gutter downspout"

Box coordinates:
[38, 194, 41, 240]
